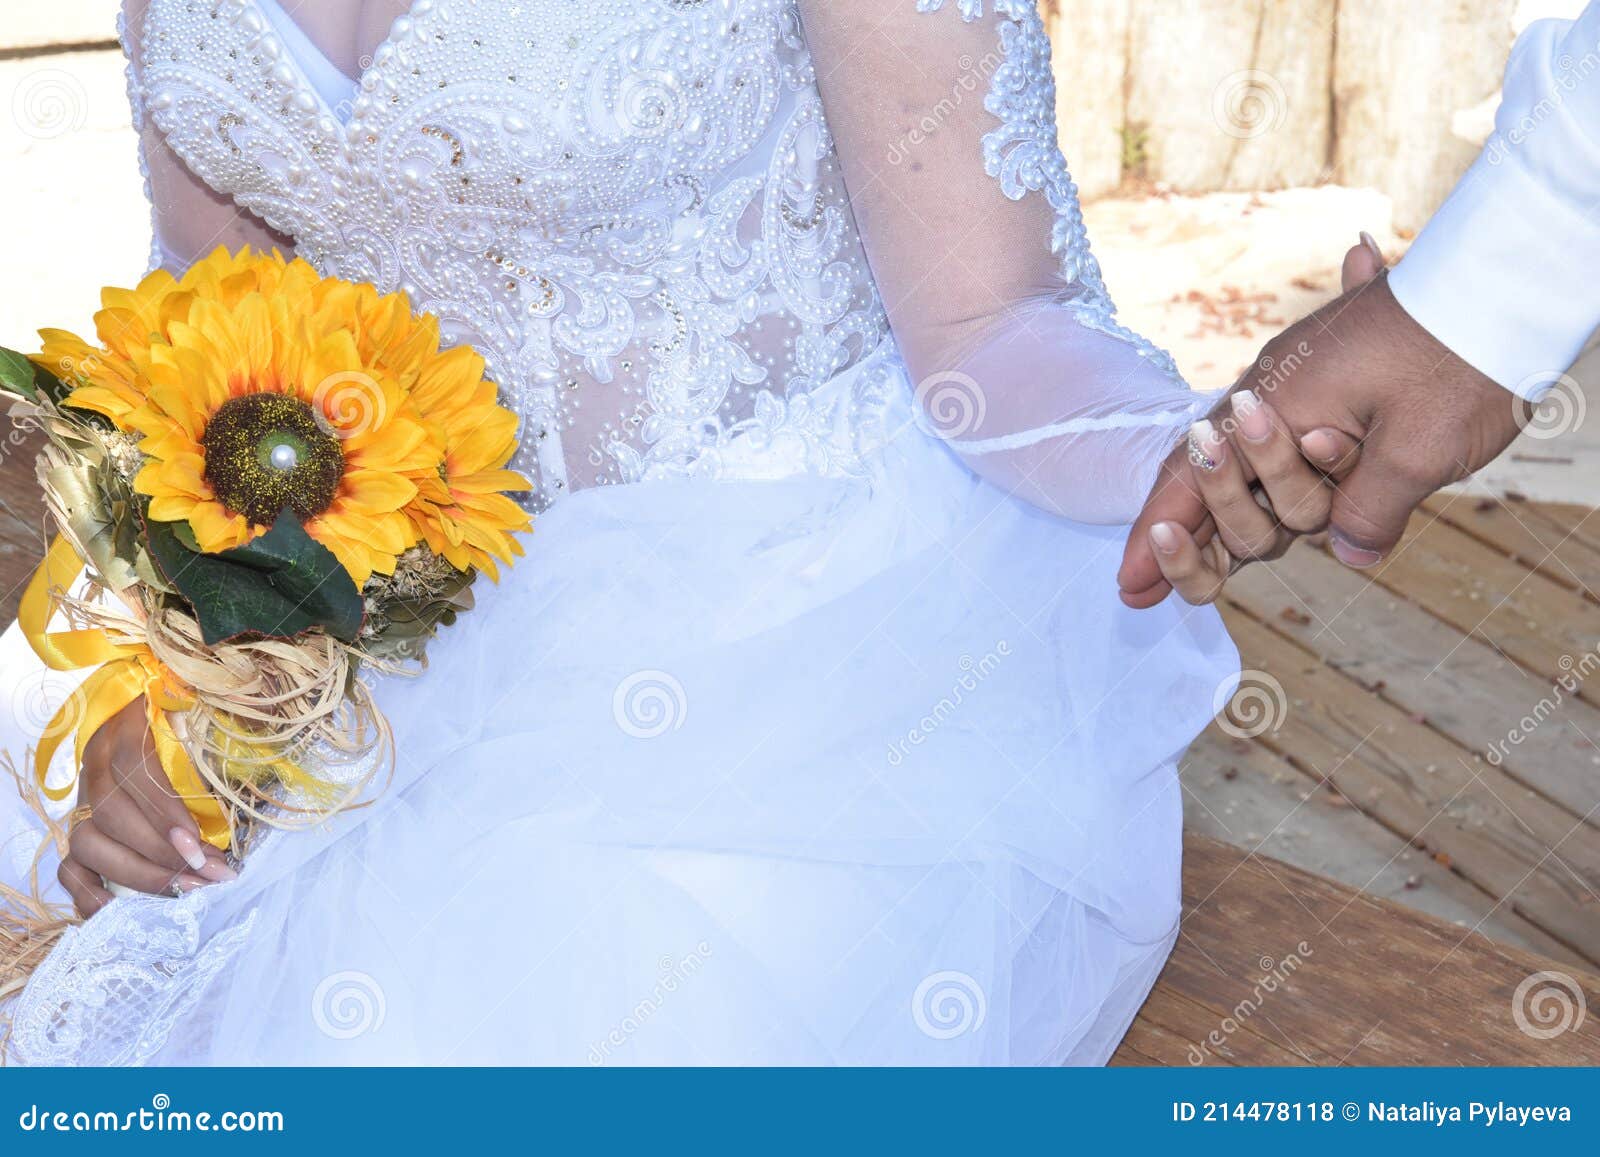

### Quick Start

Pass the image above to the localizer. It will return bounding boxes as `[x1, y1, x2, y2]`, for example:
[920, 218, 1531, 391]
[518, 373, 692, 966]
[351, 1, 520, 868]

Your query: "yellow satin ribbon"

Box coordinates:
[21, 535, 231, 849]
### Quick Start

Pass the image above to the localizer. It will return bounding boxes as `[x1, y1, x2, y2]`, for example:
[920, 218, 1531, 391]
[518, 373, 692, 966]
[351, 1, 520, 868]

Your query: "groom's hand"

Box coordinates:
[1119, 264, 1527, 607]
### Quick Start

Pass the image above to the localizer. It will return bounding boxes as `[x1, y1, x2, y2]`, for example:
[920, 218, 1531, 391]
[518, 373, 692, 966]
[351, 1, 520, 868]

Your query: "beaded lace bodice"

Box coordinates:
[130, 0, 896, 507]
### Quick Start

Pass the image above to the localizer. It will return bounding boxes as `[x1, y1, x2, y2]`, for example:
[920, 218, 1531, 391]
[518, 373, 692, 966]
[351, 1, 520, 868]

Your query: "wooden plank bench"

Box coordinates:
[1115, 834, 1600, 1065]
[2, 425, 1598, 1063]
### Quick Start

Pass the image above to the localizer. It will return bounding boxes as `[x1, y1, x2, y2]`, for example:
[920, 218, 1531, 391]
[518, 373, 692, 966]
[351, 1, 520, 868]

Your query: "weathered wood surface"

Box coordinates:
[1362, 498, 1600, 715]
[1049, 0, 1131, 199]
[1182, 730, 1585, 966]
[1116, 834, 1600, 1065]
[1186, 493, 1600, 974]
[1222, 533, 1600, 823]
[1124, 0, 1336, 192]
[1048, 0, 1514, 223]
[1422, 493, 1600, 604]
[1334, 0, 1515, 231]
[1222, 609, 1600, 963]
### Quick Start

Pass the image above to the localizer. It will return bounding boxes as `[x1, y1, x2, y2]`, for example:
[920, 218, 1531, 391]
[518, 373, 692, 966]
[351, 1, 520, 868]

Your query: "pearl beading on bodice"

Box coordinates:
[135, 0, 897, 507]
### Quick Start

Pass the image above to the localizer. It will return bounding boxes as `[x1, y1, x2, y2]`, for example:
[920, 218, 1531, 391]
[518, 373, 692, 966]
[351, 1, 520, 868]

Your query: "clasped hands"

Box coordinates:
[1117, 238, 1530, 608]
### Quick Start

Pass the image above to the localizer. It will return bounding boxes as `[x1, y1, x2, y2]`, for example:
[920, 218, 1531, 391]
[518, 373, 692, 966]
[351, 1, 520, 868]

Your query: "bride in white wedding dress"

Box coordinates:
[0, 0, 1242, 1064]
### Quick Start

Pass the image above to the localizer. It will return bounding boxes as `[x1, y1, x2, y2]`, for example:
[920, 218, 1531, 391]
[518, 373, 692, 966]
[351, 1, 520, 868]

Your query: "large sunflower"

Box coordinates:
[37, 248, 525, 586]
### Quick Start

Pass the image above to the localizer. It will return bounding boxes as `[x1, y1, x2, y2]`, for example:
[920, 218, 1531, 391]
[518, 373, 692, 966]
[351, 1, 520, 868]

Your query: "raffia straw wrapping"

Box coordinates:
[0, 558, 397, 1013]
[139, 600, 394, 831]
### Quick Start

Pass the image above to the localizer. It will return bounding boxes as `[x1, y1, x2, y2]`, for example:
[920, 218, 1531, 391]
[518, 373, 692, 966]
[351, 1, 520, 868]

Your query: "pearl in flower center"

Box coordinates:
[201, 393, 345, 525]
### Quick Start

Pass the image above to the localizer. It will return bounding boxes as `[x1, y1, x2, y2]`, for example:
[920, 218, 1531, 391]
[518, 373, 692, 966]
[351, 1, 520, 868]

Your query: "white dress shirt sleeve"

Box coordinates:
[1387, 2, 1600, 401]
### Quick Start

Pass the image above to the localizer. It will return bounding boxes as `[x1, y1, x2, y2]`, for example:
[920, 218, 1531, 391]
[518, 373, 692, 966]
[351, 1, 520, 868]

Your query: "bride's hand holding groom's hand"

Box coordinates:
[1115, 239, 1379, 607]
[1118, 238, 1526, 607]
[1142, 388, 1361, 605]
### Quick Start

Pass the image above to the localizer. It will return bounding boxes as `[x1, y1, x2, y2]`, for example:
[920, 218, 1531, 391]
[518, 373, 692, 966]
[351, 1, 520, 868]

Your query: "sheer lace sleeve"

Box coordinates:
[801, 0, 1212, 525]
[120, 1, 288, 273]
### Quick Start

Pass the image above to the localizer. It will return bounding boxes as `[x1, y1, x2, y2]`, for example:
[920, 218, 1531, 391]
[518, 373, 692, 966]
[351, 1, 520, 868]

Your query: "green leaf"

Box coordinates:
[169, 518, 203, 553]
[143, 507, 365, 646]
[0, 347, 40, 401]
[0, 345, 67, 406]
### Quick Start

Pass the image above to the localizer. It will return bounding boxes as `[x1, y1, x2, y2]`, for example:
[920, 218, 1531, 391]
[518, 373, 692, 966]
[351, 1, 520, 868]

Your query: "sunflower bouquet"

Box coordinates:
[0, 248, 530, 903]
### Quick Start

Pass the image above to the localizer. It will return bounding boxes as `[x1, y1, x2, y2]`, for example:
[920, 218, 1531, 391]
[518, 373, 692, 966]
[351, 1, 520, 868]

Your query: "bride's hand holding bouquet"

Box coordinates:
[0, 248, 531, 976]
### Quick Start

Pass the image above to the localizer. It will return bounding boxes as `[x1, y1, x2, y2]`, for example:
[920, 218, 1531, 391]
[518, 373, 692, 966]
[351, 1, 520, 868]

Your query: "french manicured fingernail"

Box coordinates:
[1330, 532, 1383, 569]
[1150, 522, 1182, 554]
[1188, 419, 1224, 471]
[169, 827, 208, 872]
[1360, 231, 1384, 265]
[1229, 390, 1271, 442]
[1300, 429, 1342, 463]
[197, 857, 238, 883]
[174, 876, 207, 894]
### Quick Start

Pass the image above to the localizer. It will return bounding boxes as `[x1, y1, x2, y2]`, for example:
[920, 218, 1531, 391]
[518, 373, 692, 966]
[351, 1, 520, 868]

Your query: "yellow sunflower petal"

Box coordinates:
[146, 493, 199, 524]
[338, 469, 417, 513]
[186, 501, 255, 553]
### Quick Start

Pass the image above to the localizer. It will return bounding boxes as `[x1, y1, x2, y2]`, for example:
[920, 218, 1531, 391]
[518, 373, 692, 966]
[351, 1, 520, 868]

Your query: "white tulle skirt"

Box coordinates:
[0, 391, 1235, 1066]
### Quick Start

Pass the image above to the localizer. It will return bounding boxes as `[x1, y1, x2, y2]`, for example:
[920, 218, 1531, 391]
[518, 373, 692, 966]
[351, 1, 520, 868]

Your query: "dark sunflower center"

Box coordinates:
[200, 393, 345, 526]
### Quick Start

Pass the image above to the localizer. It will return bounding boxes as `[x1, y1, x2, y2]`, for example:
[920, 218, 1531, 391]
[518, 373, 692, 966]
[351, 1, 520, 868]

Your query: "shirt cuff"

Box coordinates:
[1387, 149, 1600, 402]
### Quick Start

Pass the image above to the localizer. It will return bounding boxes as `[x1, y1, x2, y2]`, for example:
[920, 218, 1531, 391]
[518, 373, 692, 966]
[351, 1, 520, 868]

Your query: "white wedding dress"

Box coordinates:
[0, 0, 1235, 1065]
